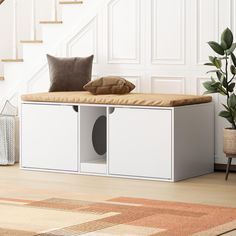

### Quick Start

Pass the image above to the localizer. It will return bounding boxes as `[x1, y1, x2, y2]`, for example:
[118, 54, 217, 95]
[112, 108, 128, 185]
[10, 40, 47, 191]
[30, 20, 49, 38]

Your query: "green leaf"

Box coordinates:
[221, 28, 233, 49]
[209, 56, 215, 62]
[212, 82, 221, 88]
[202, 79, 227, 95]
[219, 110, 231, 118]
[209, 56, 216, 63]
[228, 83, 235, 92]
[203, 81, 213, 90]
[231, 65, 236, 75]
[227, 117, 234, 124]
[229, 93, 236, 108]
[219, 90, 228, 96]
[218, 56, 229, 60]
[208, 41, 225, 55]
[204, 90, 216, 95]
[214, 59, 222, 68]
[203, 81, 217, 93]
[231, 53, 236, 67]
[221, 39, 228, 50]
[206, 70, 220, 74]
[211, 77, 216, 83]
[222, 104, 230, 111]
[204, 63, 214, 66]
[226, 43, 236, 54]
[221, 75, 228, 88]
[216, 71, 222, 80]
[234, 110, 236, 120]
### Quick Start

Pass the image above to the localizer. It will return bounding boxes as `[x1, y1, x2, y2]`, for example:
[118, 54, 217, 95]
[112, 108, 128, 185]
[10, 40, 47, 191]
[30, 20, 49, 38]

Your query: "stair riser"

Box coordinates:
[2, 61, 50, 101]
[41, 24, 76, 45]
[61, 5, 84, 25]
[61, 0, 103, 24]
[4, 63, 27, 82]
[22, 45, 46, 62]
[22, 44, 58, 64]
[1, 63, 25, 100]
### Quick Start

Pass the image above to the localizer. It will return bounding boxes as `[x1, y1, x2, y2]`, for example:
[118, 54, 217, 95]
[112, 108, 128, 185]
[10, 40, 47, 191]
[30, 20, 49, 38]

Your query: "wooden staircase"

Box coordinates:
[0, 0, 84, 81]
[0, 0, 104, 112]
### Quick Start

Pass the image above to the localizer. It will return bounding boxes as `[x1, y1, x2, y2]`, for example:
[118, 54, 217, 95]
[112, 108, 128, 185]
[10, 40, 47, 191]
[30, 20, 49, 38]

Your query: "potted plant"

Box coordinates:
[203, 28, 236, 156]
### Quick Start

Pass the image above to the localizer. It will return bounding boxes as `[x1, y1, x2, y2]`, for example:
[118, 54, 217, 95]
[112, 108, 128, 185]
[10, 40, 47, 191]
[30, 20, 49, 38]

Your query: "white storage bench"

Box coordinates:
[20, 92, 214, 182]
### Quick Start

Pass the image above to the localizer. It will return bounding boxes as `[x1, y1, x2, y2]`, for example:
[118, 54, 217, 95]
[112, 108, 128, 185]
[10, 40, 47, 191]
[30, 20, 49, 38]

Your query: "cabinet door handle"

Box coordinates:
[73, 106, 78, 113]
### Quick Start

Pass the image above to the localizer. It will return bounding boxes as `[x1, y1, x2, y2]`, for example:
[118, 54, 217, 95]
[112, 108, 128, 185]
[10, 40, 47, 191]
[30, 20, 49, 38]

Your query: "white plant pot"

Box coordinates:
[223, 128, 236, 155]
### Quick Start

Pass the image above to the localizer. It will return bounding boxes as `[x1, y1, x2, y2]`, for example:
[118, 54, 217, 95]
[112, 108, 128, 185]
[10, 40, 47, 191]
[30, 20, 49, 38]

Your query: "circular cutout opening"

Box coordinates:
[92, 115, 107, 155]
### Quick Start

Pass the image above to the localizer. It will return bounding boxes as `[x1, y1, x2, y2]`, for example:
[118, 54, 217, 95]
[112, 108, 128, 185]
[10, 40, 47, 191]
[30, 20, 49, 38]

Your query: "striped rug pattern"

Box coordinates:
[0, 196, 236, 235]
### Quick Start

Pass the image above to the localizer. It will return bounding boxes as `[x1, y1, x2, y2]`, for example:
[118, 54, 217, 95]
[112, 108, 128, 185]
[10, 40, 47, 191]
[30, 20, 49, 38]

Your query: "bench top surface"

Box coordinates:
[21, 92, 212, 107]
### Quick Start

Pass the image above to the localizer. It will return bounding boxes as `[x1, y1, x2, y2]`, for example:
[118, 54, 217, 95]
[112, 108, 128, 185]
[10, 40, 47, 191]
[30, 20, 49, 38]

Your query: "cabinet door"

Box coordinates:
[21, 104, 78, 172]
[109, 108, 172, 179]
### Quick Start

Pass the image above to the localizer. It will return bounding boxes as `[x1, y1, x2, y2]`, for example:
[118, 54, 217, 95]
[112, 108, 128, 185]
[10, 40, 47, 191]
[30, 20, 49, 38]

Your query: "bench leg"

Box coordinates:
[225, 157, 232, 181]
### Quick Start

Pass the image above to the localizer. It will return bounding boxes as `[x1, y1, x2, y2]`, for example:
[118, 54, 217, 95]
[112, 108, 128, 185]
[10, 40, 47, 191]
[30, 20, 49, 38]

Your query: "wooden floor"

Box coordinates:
[0, 165, 236, 208]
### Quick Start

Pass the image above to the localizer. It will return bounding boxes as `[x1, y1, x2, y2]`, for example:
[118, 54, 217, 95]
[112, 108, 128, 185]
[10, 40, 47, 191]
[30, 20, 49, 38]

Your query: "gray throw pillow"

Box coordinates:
[47, 54, 94, 92]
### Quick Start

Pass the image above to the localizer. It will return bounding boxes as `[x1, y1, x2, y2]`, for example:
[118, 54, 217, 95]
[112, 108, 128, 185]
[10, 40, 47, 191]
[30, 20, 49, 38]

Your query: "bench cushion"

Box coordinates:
[21, 92, 212, 107]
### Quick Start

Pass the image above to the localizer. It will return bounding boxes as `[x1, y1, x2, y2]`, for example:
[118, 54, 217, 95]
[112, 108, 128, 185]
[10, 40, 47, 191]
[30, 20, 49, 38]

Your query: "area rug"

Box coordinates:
[0, 196, 236, 236]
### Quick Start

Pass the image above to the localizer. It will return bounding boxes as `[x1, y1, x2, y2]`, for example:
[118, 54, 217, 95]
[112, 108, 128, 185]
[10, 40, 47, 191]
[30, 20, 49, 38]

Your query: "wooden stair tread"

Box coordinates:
[40, 21, 63, 24]
[1, 59, 24, 62]
[20, 40, 43, 43]
[59, 1, 83, 4]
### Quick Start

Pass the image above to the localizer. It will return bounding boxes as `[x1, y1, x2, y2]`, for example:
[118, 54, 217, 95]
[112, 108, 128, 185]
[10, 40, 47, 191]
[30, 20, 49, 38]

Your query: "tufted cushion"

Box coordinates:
[83, 76, 135, 95]
[22, 92, 212, 107]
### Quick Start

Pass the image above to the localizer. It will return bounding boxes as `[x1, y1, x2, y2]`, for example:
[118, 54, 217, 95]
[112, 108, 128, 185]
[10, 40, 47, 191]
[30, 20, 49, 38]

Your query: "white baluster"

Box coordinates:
[30, 0, 36, 40]
[52, 0, 58, 21]
[12, 0, 18, 59]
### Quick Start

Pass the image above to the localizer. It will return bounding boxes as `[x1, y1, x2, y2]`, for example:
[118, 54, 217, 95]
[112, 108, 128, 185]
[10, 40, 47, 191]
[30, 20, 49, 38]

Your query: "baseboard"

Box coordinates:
[214, 163, 236, 172]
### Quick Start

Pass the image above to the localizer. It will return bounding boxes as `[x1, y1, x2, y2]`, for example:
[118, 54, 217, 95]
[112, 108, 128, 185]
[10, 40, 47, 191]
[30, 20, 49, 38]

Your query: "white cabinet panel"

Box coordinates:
[21, 104, 78, 172]
[109, 108, 172, 179]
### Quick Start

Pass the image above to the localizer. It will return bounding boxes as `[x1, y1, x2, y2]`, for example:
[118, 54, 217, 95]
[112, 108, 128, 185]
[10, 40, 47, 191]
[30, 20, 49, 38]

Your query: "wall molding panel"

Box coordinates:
[196, 0, 219, 65]
[150, 76, 186, 94]
[66, 17, 98, 64]
[232, 0, 236, 35]
[151, 0, 186, 65]
[107, 0, 141, 64]
[196, 77, 210, 95]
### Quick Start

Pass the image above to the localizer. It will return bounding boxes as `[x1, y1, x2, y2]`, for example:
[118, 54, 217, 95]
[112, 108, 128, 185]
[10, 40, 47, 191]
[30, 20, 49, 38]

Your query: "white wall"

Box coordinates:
[0, 0, 235, 164]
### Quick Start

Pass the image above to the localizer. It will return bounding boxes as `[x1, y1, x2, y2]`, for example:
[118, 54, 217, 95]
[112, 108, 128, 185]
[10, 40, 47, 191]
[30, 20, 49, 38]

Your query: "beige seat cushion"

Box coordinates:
[21, 92, 212, 107]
